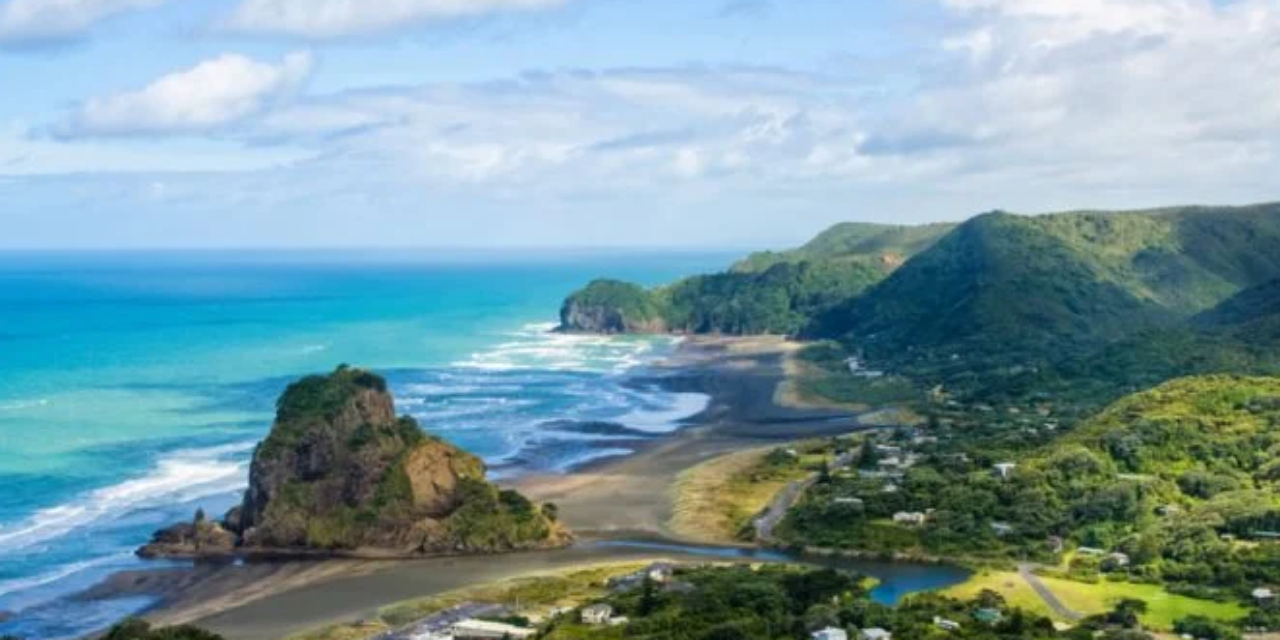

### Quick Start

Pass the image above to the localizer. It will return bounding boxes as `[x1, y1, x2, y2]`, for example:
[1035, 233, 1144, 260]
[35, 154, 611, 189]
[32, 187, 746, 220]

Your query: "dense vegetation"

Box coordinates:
[805, 205, 1280, 408]
[730, 222, 954, 274]
[780, 376, 1280, 609]
[99, 620, 225, 640]
[559, 221, 949, 335]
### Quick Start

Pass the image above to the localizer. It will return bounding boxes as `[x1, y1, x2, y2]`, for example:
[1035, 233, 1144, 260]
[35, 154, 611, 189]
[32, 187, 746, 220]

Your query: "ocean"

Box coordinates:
[0, 250, 736, 639]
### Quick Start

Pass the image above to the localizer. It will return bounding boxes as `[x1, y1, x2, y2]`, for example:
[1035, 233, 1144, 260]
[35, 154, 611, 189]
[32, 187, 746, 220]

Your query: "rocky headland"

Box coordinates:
[139, 366, 567, 559]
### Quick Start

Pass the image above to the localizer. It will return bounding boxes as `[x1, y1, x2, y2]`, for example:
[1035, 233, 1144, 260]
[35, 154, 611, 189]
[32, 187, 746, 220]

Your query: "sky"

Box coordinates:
[0, 0, 1277, 249]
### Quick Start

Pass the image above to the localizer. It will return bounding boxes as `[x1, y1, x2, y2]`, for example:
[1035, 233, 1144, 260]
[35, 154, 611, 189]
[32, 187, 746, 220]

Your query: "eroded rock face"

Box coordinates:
[137, 517, 236, 559]
[141, 366, 565, 558]
[559, 300, 667, 334]
[557, 279, 667, 334]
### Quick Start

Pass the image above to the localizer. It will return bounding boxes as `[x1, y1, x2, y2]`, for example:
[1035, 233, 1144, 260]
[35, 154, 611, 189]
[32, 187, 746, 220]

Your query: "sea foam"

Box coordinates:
[0, 443, 253, 561]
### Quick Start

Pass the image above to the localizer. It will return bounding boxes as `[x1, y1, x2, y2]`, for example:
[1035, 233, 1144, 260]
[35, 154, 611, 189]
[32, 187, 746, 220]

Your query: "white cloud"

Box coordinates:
[0, 0, 169, 45]
[62, 52, 313, 137]
[222, 0, 571, 38]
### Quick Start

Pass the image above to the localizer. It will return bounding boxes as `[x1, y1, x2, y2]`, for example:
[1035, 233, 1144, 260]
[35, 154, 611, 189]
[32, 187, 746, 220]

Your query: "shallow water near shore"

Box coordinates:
[0, 250, 734, 639]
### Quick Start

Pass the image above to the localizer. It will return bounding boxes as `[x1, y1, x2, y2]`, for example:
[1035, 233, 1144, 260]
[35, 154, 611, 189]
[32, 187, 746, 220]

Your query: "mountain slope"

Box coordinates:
[732, 222, 955, 274]
[559, 221, 949, 335]
[809, 204, 1280, 369]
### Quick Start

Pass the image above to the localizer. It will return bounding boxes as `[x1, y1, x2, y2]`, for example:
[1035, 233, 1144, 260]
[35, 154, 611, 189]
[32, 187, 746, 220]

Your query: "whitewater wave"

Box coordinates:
[615, 392, 711, 434]
[0, 398, 49, 412]
[452, 322, 674, 373]
[0, 443, 254, 560]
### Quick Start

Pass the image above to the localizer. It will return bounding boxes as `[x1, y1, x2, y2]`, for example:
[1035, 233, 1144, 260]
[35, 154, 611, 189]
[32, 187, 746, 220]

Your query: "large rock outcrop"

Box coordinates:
[558, 279, 667, 334]
[140, 366, 566, 558]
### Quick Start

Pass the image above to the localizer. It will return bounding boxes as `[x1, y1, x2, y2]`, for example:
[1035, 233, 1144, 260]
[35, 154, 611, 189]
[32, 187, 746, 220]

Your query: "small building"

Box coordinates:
[1105, 552, 1131, 568]
[893, 512, 927, 526]
[933, 617, 961, 632]
[1253, 588, 1276, 606]
[993, 463, 1017, 480]
[973, 608, 1004, 625]
[582, 604, 614, 625]
[812, 627, 848, 640]
[1048, 536, 1064, 554]
[878, 457, 904, 469]
[646, 562, 675, 583]
[1076, 547, 1106, 557]
[452, 620, 536, 640]
[882, 483, 899, 494]
[835, 497, 865, 507]
[990, 522, 1014, 537]
[1156, 505, 1181, 517]
[607, 616, 629, 626]
[859, 628, 891, 640]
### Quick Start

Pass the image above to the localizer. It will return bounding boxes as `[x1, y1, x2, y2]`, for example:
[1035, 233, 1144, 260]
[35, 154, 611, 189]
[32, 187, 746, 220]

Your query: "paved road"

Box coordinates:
[754, 451, 853, 541]
[1018, 564, 1082, 621]
[754, 476, 815, 541]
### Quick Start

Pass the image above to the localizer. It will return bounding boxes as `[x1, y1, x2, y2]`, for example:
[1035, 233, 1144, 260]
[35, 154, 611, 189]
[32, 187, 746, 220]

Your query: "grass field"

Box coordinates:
[668, 446, 816, 543]
[1038, 576, 1247, 630]
[942, 571, 1057, 620]
[942, 571, 1247, 631]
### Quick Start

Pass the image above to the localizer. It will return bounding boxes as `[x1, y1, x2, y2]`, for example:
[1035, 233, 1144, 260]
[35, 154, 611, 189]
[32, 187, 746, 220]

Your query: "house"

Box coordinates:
[607, 616, 629, 626]
[878, 457, 904, 470]
[859, 628, 891, 640]
[990, 522, 1014, 537]
[646, 562, 675, 583]
[933, 617, 961, 632]
[582, 604, 614, 625]
[1156, 505, 1181, 516]
[1105, 552, 1131, 568]
[812, 627, 848, 640]
[1076, 547, 1106, 557]
[973, 608, 1004, 625]
[452, 620, 537, 640]
[893, 512, 927, 526]
[874, 444, 903, 456]
[835, 497, 865, 508]
[1253, 588, 1276, 606]
[1048, 536, 1065, 553]
[993, 463, 1017, 479]
[882, 483, 899, 493]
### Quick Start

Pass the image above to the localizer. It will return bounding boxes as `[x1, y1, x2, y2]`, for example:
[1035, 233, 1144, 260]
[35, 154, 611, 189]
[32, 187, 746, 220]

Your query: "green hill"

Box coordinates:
[731, 221, 955, 273]
[559, 221, 948, 335]
[803, 204, 1280, 395]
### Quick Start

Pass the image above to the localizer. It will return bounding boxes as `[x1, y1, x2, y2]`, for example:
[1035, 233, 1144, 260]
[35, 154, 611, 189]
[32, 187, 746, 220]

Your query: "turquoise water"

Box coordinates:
[0, 250, 737, 638]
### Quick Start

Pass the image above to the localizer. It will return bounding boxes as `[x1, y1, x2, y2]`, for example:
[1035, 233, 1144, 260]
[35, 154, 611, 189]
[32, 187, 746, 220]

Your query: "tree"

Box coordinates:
[1108, 598, 1149, 629]
[975, 588, 1007, 610]
[858, 443, 880, 470]
[640, 574, 658, 616]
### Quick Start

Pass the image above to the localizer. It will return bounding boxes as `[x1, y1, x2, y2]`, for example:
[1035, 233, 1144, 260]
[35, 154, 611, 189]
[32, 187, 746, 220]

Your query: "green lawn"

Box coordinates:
[941, 571, 1056, 620]
[942, 572, 1247, 631]
[1038, 576, 1247, 630]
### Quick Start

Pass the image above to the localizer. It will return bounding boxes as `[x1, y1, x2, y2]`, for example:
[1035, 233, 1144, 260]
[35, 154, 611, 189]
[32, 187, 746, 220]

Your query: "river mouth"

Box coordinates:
[587, 539, 972, 605]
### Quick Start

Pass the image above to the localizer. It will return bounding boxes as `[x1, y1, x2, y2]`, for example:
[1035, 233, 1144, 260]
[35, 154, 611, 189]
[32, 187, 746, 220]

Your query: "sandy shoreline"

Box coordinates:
[81, 335, 872, 640]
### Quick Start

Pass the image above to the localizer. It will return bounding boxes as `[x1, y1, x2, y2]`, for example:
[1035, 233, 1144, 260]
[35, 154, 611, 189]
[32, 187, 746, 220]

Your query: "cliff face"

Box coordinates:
[140, 366, 565, 557]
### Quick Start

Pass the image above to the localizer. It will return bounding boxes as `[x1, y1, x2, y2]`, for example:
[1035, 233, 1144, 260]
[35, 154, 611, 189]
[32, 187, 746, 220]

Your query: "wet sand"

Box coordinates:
[87, 336, 872, 640]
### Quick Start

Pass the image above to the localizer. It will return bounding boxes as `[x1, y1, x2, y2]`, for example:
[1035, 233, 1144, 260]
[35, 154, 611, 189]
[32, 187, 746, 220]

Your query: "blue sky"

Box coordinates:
[0, 0, 1277, 248]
